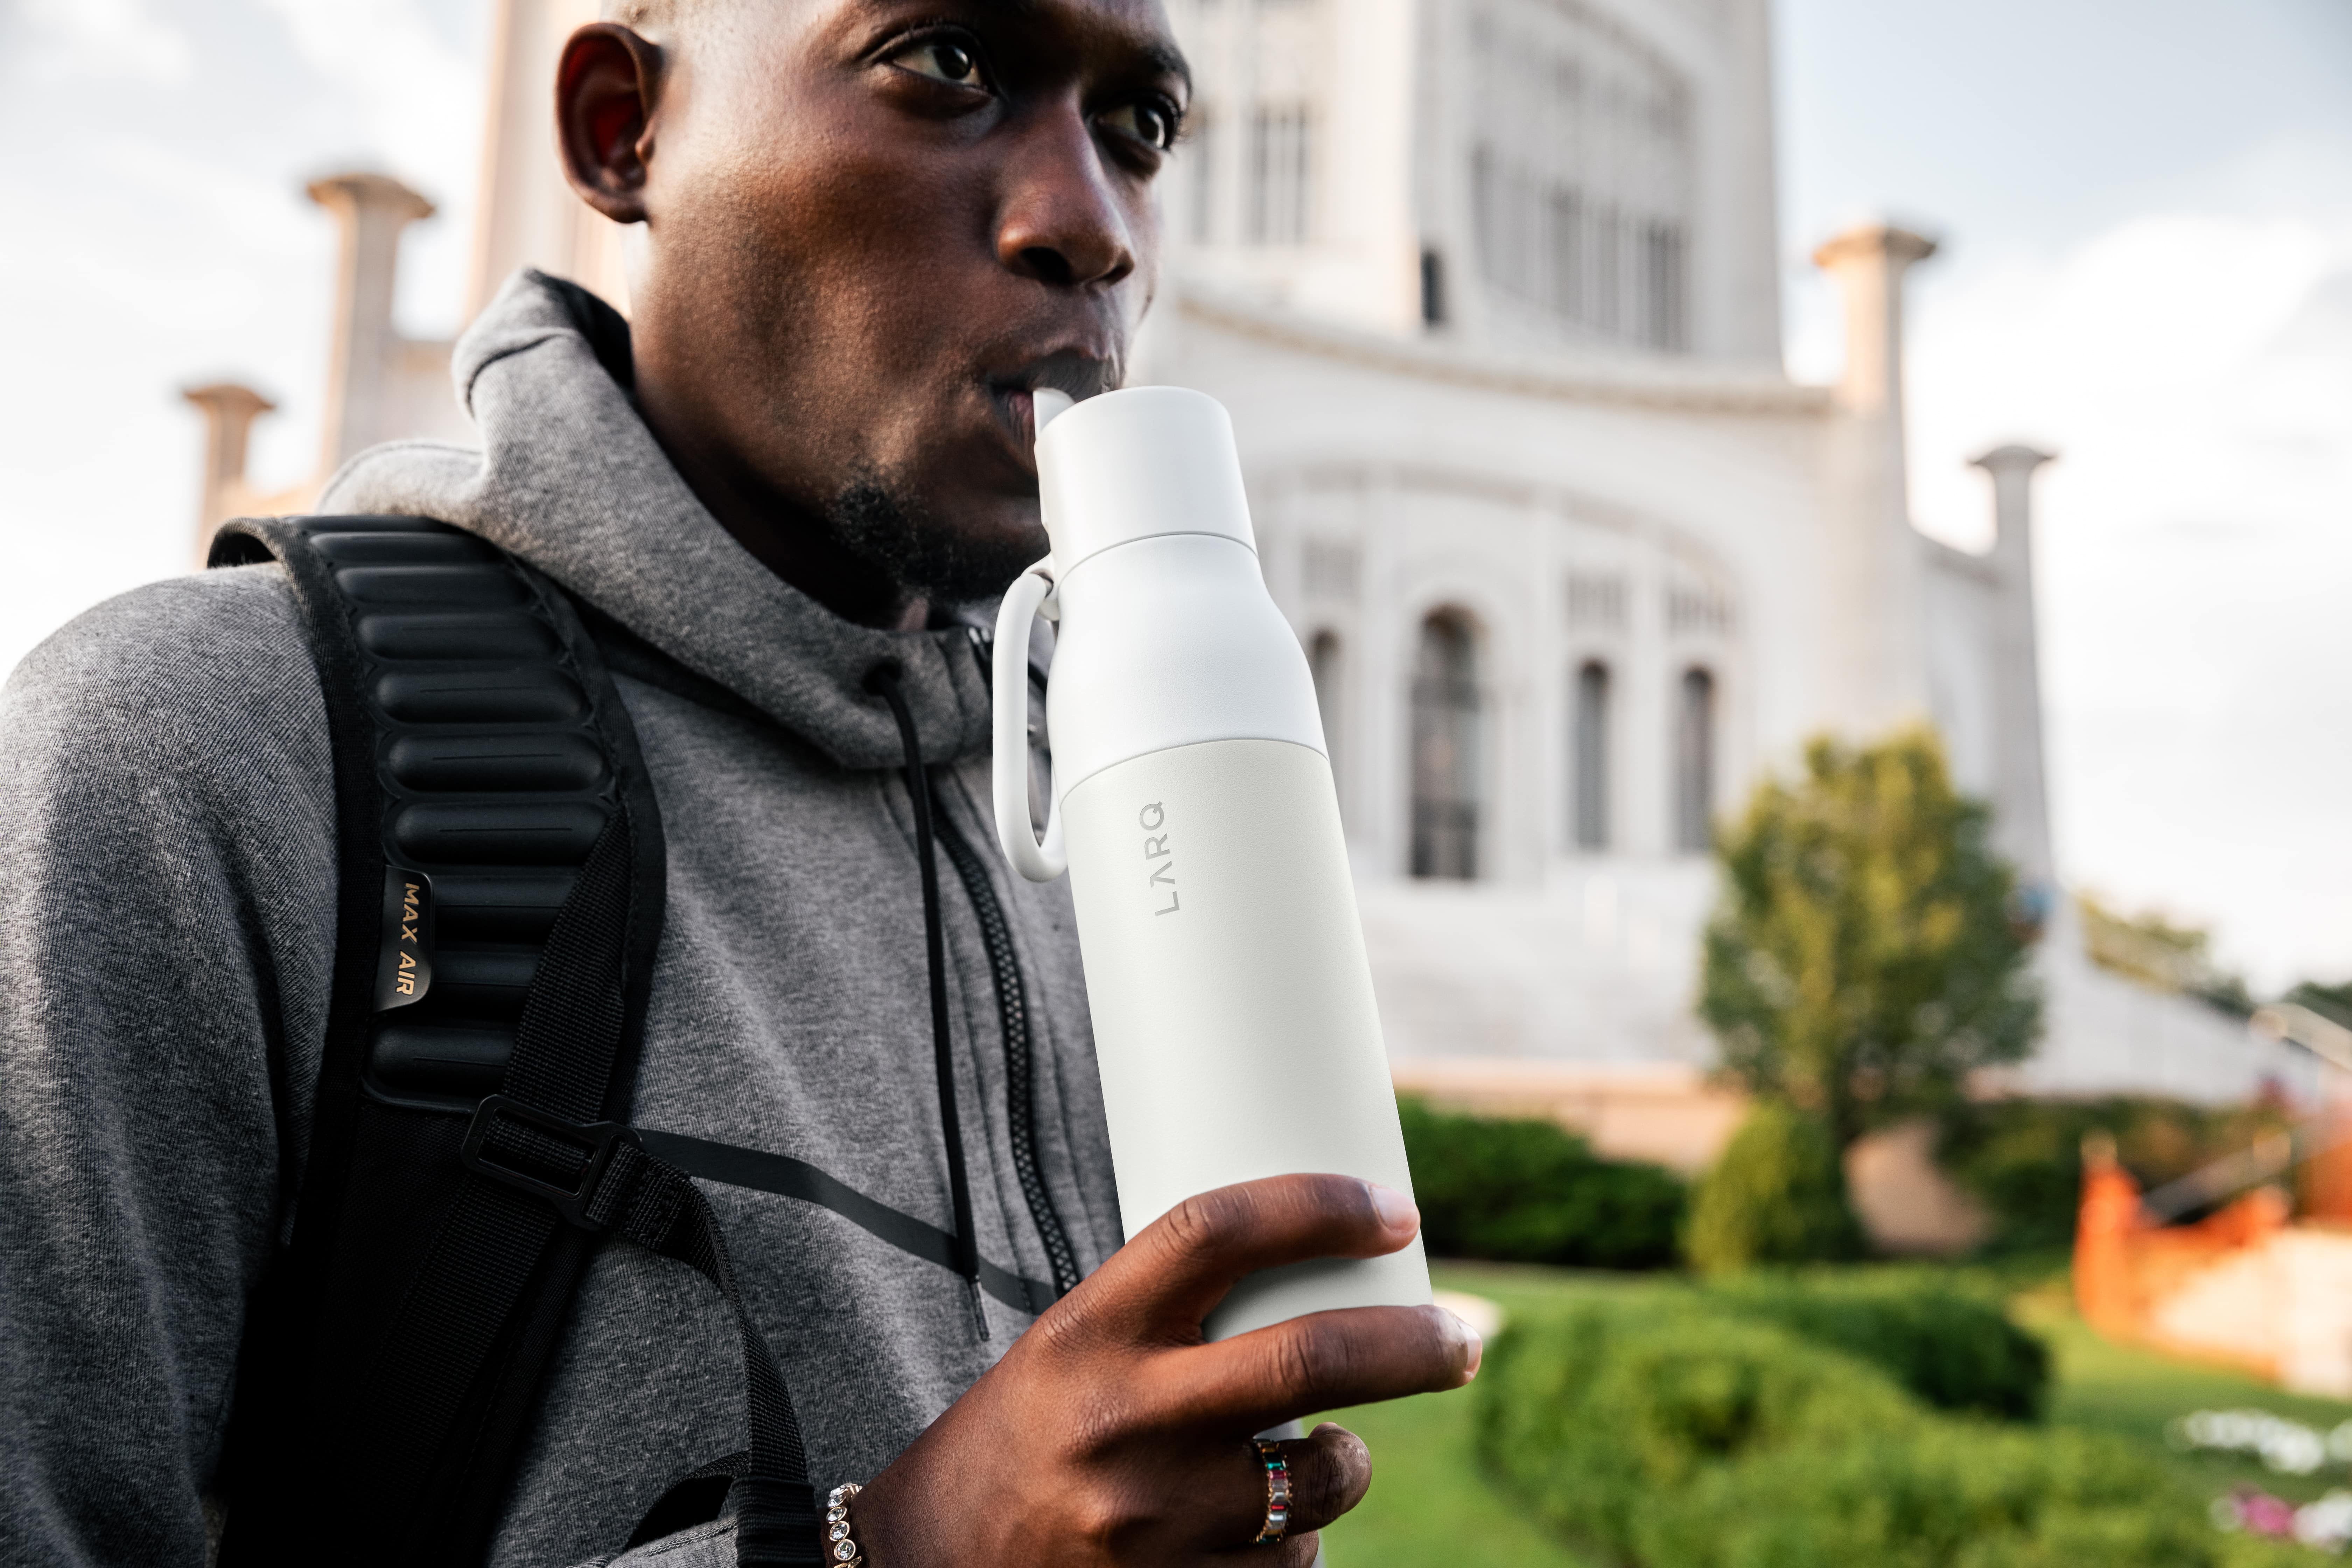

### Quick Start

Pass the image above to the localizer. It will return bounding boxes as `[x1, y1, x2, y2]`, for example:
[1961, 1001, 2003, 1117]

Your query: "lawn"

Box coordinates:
[1311, 1260, 2352, 1566]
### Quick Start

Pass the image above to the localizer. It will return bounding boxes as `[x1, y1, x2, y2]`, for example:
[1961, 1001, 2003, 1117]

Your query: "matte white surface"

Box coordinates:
[1034, 386, 1257, 572]
[1060, 737, 1430, 1340]
[1045, 532, 1325, 800]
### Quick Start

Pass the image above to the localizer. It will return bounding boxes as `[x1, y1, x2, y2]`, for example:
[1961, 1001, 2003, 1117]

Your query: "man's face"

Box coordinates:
[568, 0, 1186, 606]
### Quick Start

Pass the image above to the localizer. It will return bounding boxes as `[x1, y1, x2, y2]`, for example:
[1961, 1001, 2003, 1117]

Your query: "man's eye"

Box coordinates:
[1100, 100, 1178, 152]
[891, 38, 987, 89]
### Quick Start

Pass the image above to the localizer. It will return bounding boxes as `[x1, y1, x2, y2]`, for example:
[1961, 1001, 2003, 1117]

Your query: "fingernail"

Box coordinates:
[1368, 1183, 1418, 1233]
[1456, 1312, 1484, 1380]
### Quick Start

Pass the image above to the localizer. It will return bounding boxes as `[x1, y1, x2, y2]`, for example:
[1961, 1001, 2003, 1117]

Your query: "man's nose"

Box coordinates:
[995, 105, 1138, 290]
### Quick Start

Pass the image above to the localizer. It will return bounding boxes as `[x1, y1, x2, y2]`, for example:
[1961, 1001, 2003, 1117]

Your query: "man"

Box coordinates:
[0, 0, 1478, 1563]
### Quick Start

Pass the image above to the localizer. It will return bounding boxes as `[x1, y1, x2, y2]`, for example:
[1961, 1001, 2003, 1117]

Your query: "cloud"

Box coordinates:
[254, 0, 484, 219]
[16, 0, 193, 82]
[1891, 191, 2352, 987]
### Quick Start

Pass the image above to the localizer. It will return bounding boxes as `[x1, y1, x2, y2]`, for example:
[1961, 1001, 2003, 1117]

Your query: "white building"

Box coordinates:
[185, 0, 2300, 1191]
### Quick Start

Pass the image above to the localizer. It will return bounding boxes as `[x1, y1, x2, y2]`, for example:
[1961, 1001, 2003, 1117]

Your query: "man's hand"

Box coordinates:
[850, 1174, 1479, 1567]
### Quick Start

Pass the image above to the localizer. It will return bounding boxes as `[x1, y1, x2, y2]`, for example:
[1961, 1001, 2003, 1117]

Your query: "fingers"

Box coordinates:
[1158, 1304, 1480, 1434]
[1272, 1424, 1371, 1539]
[1198, 1425, 1370, 1555]
[1082, 1175, 1421, 1337]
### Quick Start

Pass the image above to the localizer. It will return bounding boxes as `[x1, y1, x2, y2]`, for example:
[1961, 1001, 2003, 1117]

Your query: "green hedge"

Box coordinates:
[1475, 1296, 2303, 1568]
[1685, 1101, 1866, 1272]
[1397, 1097, 1684, 1269]
[1704, 1270, 2050, 1421]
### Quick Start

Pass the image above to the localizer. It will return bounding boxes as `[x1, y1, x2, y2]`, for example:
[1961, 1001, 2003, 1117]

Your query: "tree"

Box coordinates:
[1700, 728, 2040, 1153]
[1685, 1100, 1867, 1272]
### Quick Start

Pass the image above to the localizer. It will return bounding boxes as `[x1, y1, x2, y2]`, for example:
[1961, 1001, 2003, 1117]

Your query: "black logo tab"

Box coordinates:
[376, 867, 434, 1011]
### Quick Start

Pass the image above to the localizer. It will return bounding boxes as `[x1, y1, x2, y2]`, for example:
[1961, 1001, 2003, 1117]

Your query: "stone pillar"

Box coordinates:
[1814, 224, 1938, 731]
[182, 382, 276, 562]
[308, 172, 436, 472]
[1971, 444, 2058, 903]
[466, 0, 629, 320]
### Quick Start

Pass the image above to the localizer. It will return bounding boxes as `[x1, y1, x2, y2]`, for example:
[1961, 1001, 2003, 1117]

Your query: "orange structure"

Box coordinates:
[2073, 1136, 2291, 1372]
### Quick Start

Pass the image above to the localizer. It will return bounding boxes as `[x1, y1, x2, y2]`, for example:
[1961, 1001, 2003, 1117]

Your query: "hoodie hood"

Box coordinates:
[320, 269, 996, 771]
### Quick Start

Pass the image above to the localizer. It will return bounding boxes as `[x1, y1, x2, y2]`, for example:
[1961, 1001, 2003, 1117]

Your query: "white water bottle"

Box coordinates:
[991, 385, 1429, 1340]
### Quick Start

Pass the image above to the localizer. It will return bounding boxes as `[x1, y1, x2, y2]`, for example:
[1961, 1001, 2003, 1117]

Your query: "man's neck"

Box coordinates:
[634, 380, 931, 633]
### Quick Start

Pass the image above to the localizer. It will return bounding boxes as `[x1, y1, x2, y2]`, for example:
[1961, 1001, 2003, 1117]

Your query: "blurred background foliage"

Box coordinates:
[1396, 1097, 1685, 1270]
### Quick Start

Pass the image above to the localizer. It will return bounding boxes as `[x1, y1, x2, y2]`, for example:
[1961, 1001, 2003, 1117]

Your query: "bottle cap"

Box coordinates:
[1035, 386, 1256, 573]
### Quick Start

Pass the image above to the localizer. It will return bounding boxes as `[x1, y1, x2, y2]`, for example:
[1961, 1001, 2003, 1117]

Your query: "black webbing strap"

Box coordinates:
[629, 1450, 752, 1551]
[584, 1141, 818, 1563]
[345, 818, 631, 1507]
[639, 1128, 1057, 1315]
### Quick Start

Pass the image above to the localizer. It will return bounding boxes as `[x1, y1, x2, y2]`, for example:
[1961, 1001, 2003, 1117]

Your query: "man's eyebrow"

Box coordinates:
[1138, 40, 1192, 94]
[963, 0, 1194, 94]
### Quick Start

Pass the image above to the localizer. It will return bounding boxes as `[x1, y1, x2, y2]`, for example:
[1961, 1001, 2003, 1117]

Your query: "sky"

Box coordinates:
[1774, 0, 2352, 991]
[1, 0, 2348, 990]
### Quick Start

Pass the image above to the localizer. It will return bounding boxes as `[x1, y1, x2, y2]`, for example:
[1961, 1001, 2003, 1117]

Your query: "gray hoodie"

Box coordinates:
[0, 272, 1120, 1567]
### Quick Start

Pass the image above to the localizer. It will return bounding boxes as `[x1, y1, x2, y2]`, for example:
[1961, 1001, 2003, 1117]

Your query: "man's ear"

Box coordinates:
[557, 23, 665, 223]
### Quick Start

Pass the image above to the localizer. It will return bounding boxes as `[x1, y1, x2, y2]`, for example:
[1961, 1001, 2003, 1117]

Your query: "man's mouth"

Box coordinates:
[989, 349, 1119, 453]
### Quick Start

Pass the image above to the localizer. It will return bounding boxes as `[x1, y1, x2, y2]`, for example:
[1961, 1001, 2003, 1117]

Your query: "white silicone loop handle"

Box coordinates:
[992, 561, 1067, 881]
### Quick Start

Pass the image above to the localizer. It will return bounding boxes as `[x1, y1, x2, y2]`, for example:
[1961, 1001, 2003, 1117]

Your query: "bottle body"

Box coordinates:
[1062, 736, 1428, 1339]
[996, 384, 1429, 1338]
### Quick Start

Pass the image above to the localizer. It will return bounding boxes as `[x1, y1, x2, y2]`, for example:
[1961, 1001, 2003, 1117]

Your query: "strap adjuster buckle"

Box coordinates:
[461, 1093, 640, 1229]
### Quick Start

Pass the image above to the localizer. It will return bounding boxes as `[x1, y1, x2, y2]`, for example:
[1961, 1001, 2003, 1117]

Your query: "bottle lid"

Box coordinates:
[1035, 386, 1256, 573]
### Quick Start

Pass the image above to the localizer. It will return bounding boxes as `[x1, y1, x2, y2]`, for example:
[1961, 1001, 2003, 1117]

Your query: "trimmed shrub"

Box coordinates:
[1685, 1101, 1865, 1272]
[1476, 1298, 1918, 1556]
[1477, 1298, 2294, 1568]
[1397, 1097, 1684, 1269]
[1705, 1269, 2050, 1420]
[1641, 1423, 2223, 1568]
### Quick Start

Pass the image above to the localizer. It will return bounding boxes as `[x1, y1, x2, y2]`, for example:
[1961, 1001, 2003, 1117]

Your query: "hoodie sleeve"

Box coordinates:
[0, 565, 336, 1566]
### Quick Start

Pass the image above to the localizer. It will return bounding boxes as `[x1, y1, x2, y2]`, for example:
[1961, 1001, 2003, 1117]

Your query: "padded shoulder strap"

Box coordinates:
[211, 515, 678, 1566]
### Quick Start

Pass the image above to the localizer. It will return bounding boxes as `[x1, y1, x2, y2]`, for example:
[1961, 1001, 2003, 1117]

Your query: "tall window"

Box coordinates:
[1309, 630, 1345, 818]
[1410, 611, 1481, 879]
[1249, 103, 1313, 244]
[1464, 18, 1691, 351]
[1674, 667, 1715, 853]
[1573, 660, 1610, 851]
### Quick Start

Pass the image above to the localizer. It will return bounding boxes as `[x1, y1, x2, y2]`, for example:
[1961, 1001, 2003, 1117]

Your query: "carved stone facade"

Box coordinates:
[184, 0, 2298, 1197]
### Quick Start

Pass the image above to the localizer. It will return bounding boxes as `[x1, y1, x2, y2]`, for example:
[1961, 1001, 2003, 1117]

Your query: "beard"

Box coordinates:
[821, 472, 1042, 608]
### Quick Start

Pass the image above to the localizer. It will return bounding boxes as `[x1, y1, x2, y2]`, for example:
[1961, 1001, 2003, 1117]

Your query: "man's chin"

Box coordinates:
[824, 475, 1044, 608]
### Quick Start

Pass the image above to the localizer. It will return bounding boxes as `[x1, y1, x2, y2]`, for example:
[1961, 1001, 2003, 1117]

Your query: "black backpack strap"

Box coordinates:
[208, 517, 817, 1567]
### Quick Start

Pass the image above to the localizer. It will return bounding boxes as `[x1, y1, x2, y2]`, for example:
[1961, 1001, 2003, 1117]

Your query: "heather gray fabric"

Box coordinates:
[0, 270, 1119, 1567]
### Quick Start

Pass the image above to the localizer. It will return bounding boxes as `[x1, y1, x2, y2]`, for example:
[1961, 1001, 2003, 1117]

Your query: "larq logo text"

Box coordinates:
[1140, 802, 1178, 916]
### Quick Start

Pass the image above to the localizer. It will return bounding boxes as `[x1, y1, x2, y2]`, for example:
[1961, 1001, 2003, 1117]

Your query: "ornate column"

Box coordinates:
[308, 172, 437, 471]
[1971, 443, 2058, 901]
[181, 382, 276, 563]
[1814, 223, 1938, 731]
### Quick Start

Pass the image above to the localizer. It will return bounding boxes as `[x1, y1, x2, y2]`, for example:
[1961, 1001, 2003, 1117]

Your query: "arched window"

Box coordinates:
[1410, 611, 1481, 879]
[1674, 666, 1715, 853]
[1308, 630, 1345, 818]
[1573, 659, 1610, 851]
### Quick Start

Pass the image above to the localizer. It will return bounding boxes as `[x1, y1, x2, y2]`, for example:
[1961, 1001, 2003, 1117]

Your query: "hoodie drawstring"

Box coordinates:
[867, 663, 989, 1339]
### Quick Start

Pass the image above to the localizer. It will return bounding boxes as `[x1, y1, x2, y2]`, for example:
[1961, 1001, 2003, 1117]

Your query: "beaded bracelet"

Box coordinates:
[825, 1482, 866, 1567]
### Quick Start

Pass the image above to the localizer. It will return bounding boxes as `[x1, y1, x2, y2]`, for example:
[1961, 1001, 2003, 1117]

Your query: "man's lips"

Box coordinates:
[987, 348, 1118, 455]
